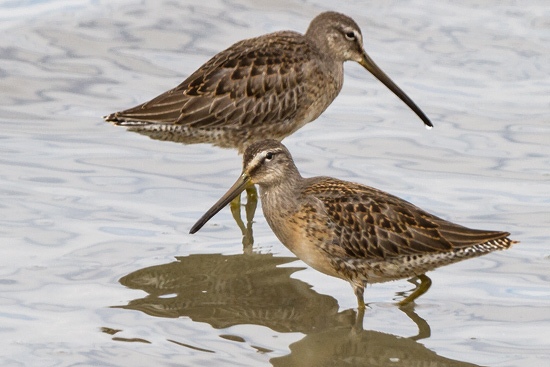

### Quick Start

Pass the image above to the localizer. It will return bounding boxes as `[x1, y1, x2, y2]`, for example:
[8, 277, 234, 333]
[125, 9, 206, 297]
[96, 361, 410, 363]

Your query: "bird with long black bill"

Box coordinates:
[105, 11, 432, 153]
[190, 139, 516, 308]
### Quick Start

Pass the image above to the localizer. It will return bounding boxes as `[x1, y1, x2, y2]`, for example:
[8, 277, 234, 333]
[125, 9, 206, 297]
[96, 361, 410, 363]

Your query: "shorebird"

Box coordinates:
[190, 140, 516, 307]
[104, 11, 432, 153]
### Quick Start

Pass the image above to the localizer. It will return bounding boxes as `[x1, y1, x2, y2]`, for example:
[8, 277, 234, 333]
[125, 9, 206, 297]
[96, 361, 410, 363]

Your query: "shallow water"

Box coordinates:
[1, 0, 549, 366]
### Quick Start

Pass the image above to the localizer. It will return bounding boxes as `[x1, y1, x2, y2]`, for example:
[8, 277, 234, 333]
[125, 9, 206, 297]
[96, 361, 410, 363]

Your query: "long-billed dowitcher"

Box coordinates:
[190, 140, 516, 307]
[105, 11, 432, 153]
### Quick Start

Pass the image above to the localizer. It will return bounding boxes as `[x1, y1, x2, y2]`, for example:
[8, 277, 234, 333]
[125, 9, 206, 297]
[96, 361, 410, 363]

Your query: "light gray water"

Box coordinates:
[1, 0, 549, 366]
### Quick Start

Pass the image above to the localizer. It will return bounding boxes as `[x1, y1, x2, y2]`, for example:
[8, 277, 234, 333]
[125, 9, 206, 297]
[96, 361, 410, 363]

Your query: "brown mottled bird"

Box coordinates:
[190, 140, 516, 307]
[104, 11, 432, 153]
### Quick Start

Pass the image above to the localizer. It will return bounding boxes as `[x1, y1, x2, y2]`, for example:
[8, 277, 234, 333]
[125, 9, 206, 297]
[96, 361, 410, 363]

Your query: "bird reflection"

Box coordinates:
[229, 186, 257, 252]
[271, 308, 479, 367]
[115, 253, 339, 332]
[115, 252, 480, 367]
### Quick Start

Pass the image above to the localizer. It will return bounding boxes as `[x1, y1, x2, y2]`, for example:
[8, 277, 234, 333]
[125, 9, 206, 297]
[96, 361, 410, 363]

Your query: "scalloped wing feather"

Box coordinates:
[106, 31, 313, 129]
[301, 178, 511, 261]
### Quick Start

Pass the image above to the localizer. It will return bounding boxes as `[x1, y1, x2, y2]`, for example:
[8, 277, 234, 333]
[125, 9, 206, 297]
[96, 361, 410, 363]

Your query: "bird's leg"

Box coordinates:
[244, 185, 258, 224]
[397, 273, 432, 306]
[351, 281, 367, 333]
[241, 185, 257, 253]
[230, 185, 258, 253]
[352, 304, 365, 333]
[230, 193, 247, 235]
[353, 281, 366, 309]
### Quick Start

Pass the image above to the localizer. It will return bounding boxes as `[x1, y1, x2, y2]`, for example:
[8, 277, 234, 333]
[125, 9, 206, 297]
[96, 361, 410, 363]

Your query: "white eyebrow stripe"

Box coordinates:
[248, 151, 267, 170]
[246, 147, 285, 171]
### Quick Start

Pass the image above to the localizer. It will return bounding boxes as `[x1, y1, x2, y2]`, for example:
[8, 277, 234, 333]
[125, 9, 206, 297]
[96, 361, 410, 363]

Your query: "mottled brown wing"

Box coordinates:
[303, 178, 510, 261]
[105, 31, 311, 128]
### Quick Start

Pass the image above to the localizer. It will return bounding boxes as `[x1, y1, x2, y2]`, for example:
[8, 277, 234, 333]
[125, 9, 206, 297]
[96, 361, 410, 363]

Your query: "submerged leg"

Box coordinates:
[230, 185, 258, 253]
[352, 281, 366, 309]
[244, 185, 258, 224]
[230, 193, 247, 235]
[351, 280, 366, 333]
[352, 305, 365, 334]
[241, 186, 257, 253]
[397, 273, 432, 306]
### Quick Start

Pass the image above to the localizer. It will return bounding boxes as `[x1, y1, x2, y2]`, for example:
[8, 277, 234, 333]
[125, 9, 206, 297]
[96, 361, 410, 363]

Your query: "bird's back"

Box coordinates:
[301, 177, 513, 257]
[104, 31, 343, 152]
[288, 177, 515, 282]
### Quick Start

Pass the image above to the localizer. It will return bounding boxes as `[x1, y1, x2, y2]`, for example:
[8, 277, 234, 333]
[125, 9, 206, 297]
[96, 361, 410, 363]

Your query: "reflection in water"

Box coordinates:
[115, 253, 480, 366]
[271, 312, 479, 367]
[229, 186, 258, 252]
[116, 253, 339, 332]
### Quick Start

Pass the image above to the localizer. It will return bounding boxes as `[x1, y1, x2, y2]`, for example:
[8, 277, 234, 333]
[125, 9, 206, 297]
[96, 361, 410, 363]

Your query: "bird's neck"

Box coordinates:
[305, 27, 345, 64]
[259, 169, 303, 217]
[305, 35, 344, 96]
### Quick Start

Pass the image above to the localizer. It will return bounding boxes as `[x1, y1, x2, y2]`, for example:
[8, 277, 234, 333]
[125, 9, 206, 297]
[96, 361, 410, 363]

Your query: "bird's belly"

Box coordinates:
[267, 216, 344, 280]
[286, 237, 342, 279]
[344, 252, 468, 284]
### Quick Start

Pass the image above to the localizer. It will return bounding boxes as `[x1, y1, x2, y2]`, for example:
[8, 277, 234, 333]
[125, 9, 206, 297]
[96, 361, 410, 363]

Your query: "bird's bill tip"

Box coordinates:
[359, 52, 433, 128]
[189, 174, 251, 234]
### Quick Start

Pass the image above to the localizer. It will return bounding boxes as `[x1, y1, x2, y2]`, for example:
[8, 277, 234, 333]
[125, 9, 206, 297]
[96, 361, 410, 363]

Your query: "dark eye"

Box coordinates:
[345, 31, 356, 40]
[265, 152, 274, 160]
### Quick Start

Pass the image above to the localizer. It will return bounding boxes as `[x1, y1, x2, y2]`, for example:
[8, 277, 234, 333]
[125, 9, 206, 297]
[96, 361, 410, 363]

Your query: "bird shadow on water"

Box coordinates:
[111, 252, 480, 367]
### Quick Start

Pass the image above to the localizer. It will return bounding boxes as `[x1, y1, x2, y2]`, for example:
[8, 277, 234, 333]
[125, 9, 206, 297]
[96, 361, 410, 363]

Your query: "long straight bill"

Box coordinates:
[189, 173, 251, 234]
[360, 52, 433, 128]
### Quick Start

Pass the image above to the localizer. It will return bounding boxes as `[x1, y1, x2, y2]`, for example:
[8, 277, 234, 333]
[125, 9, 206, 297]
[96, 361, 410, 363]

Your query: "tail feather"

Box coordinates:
[103, 113, 154, 126]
